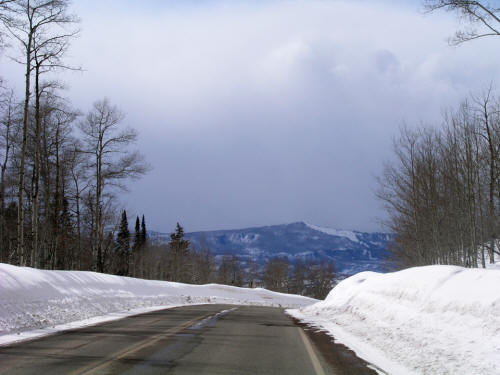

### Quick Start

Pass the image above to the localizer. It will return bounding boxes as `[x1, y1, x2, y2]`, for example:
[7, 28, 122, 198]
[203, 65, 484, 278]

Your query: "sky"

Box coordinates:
[2, 0, 500, 233]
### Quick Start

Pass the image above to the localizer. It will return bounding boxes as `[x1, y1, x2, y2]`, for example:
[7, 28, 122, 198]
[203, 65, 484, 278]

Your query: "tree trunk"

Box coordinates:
[31, 64, 41, 268]
[17, 28, 33, 266]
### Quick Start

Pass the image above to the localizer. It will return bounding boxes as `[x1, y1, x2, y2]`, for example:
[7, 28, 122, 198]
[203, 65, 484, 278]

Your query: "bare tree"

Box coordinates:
[424, 1, 500, 44]
[3, 0, 78, 265]
[0, 88, 19, 262]
[67, 140, 89, 269]
[306, 260, 335, 299]
[378, 92, 500, 268]
[0, 0, 15, 48]
[262, 257, 289, 293]
[79, 99, 149, 272]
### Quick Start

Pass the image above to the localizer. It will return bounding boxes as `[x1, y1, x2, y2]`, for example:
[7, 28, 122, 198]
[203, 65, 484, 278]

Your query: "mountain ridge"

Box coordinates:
[149, 221, 395, 277]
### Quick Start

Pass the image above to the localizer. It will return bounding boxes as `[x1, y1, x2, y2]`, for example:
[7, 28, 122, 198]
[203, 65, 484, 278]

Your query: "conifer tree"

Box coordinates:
[141, 215, 147, 246]
[168, 223, 190, 282]
[116, 210, 130, 276]
[133, 216, 141, 250]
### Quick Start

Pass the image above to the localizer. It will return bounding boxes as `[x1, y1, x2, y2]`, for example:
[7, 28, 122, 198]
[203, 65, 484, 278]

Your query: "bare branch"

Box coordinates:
[424, 1, 500, 44]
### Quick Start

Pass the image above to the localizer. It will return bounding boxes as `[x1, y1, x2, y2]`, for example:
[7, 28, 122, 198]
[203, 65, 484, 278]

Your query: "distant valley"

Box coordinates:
[150, 222, 395, 277]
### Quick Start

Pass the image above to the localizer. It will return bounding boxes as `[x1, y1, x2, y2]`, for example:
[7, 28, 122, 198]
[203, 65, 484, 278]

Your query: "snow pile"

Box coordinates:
[0, 263, 315, 344]
[288, 266, 500, 375]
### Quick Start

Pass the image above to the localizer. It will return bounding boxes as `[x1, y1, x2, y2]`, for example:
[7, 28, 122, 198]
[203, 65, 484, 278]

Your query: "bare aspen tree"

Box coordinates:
[79, 99, 149, 272]
[67, 141, 89, 270]
[471, 91, 500, 263]
[0, 1, 15, 47]
[424, 1, 500, 44]
[3, 0, 78, 265]
[47, 101, 78, 269]
[378, 92, 500, 268]
[0, 88, 18, 263]
[30, 18, 79, 267]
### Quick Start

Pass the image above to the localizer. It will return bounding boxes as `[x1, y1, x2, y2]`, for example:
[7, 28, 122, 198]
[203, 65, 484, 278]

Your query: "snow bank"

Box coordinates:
[0, 263, 315, 345]
[288, 265, 500, 375]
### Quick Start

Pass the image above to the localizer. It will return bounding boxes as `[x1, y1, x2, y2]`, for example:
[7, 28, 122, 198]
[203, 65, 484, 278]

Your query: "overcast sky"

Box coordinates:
[2, 0, 500, 233]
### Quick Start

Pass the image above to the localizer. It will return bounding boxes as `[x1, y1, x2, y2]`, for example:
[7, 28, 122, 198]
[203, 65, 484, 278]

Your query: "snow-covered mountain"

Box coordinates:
[150, 222, 395, 277]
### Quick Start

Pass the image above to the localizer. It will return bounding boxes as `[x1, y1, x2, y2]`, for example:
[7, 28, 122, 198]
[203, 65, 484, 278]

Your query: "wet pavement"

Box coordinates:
[0, 305, 381, 375]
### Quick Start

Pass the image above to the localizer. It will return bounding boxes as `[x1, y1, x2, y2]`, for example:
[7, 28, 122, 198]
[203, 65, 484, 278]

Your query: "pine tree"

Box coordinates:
[133, 216, 141, 250]
[170, 222, 185, 243]
[130, 216, 141, 278]
[168, 223, 190, 282]
[141, 215, 147, 246]
[58, 198, 74, 269]
[116, 210, 130, 276]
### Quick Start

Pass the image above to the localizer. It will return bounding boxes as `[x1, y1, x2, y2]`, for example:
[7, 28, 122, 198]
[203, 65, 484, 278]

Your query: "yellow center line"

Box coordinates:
[298, 327, 327, 375]
[69, 313, 210, 375]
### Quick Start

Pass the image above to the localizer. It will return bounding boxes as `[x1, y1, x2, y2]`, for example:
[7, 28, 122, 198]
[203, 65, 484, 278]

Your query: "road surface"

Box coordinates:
[0, 305, 379, 374]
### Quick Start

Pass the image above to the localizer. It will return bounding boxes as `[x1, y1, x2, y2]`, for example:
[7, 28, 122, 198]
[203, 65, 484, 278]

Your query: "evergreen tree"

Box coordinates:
[58, 198, 74, 269]
[170, 222, 186, 244]
[116, 210, 130, 276]
[133, 216, 141, 250]
[168, 222, 190, 282]
[141, 215, 147, 246]
[130, 216, 141, 278]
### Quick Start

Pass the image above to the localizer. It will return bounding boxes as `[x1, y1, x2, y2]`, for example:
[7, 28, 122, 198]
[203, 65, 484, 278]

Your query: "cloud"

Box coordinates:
[3, 0, 500, 232]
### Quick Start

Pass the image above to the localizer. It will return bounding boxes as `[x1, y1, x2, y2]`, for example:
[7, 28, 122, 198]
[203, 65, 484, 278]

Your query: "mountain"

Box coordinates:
[149, 222, 395, 277]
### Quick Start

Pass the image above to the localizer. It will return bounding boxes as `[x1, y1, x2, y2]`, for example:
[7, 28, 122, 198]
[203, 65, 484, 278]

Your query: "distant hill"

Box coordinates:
[149, 222, 395, 277]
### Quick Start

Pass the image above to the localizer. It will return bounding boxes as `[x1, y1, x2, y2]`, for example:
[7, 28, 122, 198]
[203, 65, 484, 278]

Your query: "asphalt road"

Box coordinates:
[0, 305, 379, 375]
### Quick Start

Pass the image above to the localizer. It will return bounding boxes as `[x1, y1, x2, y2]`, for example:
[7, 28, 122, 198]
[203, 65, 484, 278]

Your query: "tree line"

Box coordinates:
[122, 221, 336, 299]
[0, 1, 148, 271]
[377, 1, 500, 268]
[377, 91, 500, 267]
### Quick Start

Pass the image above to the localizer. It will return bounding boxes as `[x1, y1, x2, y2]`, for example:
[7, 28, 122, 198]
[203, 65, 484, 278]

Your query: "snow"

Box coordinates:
[305, 222, 359, 243]
[485, 259, 500, 270]
[288, 265, 500, 375]
[0, 263, 315, 346]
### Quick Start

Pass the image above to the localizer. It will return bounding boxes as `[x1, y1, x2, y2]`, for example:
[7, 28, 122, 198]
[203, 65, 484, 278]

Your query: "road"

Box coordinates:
[0, 305, 379, 375]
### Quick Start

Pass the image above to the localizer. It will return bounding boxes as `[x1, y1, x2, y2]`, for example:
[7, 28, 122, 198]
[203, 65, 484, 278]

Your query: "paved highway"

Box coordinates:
[0, 305, 379, 374]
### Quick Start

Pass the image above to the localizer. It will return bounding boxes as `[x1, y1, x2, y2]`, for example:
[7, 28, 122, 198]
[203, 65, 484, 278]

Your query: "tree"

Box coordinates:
[133, 216, 140, 248]
[289, 259, 307, 295]
[131, 215, 142, 277]
[191, 238, 215, 284]
[307, 260, 336, 299]
[262, 257, 289, 293]
[246, 256, 260, 288]
[377, 93, 500, 267]
[469, 90, 500, 264]
[0, 0, 15, 48]
[67, 140, 90, 270]
[0, 88, 18, 263]
[141, 214, 146, 245]
[78, 98, 149, 272]
[2, 0, 78, 265]
[168, 222, 190, 282]
[115, 209, 130, 276]
[217, 255, 233, 285]
[424, 1, 500, 45]
[229, 254, 244, 286]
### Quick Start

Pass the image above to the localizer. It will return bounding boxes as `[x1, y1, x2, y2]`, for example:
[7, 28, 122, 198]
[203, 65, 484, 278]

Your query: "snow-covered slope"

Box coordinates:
[304, 222, 359, 243]
[288, 266, 500, 375]
[151, 222, 395, 277]
[0, 263, 315, 345]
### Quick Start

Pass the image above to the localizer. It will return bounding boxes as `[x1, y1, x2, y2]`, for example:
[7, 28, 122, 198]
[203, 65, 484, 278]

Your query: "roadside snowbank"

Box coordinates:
[288, 265, 500, 375]
[0, 263, 315, 345]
